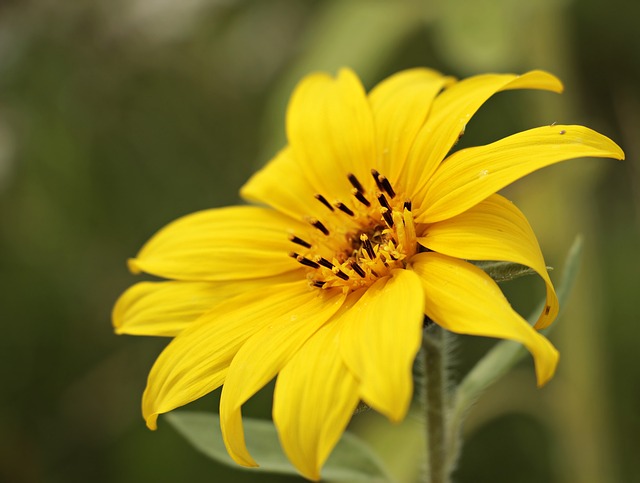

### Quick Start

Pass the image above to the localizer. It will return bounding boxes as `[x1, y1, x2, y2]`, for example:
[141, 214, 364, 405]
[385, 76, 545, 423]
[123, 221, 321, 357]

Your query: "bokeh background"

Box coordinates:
[1, 0, 638, 482]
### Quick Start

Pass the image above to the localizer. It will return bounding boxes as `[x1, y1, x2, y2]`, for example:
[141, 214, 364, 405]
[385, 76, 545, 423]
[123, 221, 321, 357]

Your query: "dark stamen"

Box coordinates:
[315, 194, 334, 211]
[370, 269, 379, 277]
[381, 208, 394, 228]
[379, 175, 395, 199]
[334, 269, 349, 280]
[289, 251, 299, 259]
[289, 235, 311, 249]
[371, 169, 385, 192]
[353, 189, 371, 207]
[310, 218, 330, 236]
[297, 256, 320, 269]
[311, 280, 326, 288]
[350, 262, 366, 278]
[335, 202, 354, 216]
[403, 200, 412, 212]
[348, 173, 365, 193]
[361, 235, 375, 259]
[317, 257, 334, 270]
[377, 193, 391, 211]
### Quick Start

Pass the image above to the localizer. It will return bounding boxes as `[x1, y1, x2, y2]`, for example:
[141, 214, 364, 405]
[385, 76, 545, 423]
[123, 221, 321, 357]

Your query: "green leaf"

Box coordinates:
[473, 260, 552, 283]
[445, 235, 583, 472]
[165, 411, 394, 482]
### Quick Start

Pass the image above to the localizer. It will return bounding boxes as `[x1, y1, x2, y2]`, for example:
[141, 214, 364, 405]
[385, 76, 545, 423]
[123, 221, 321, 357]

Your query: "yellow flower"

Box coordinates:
[113, 68, 623, 480]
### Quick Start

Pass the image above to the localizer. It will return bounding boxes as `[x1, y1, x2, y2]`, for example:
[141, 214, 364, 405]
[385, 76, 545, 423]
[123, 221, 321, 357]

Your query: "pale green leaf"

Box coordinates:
[165, 411, 394, 482]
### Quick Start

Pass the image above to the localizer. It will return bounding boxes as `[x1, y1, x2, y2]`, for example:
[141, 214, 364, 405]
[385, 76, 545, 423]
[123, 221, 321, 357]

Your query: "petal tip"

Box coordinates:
[145, 413, 159, 431]
[228, 452, 259, 468]
[503, 70, 564, 94]
[337, 66, 357, 78]
[220, 408, 260, 468]
[305, 471, 321, 482]
[143, 388, 162, 430]
[535, 347, 560, 388]
[524, 69, 564, 93]
[388, 406, 408, 424]
[127, 258, 142, 274]
[373, 396, 409, 425]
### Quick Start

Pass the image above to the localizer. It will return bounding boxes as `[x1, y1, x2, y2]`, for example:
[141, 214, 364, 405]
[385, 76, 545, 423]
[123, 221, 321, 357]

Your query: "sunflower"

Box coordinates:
[113, 68, 623, 481]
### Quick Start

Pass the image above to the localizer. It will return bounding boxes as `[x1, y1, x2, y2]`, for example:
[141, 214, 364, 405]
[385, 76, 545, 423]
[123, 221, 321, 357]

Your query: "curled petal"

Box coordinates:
[411, 253, 559, 386]
[419, 194, 557, 329]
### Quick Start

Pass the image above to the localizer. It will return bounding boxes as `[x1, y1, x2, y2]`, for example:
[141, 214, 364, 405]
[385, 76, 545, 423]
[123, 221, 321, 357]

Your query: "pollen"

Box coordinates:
[288, 171, 418, 293]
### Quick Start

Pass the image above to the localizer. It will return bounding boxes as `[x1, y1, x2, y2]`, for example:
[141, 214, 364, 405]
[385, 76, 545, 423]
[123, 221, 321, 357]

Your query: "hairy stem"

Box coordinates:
[419, 325, 450, 483]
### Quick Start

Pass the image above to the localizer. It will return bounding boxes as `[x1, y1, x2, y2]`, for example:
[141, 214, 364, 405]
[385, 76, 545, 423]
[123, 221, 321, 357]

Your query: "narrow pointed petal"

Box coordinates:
[411, 253, 559, 386]
[113, 271, 305, 337]
[368, 68, 454, 184]
[220, 289, 346, 467]
[405, 70, 563, 199]
[113, 281, 227, 337]
[286, 68, 376, 198]
[419, 125, 624, 222]
[241, 147, 328, 221]
[419, 194, 558, 329]
[128, 206, 302, 281]
[339, 270, 424, 422]
[273, 319, 360, 481]
[142, 281, 318, 430]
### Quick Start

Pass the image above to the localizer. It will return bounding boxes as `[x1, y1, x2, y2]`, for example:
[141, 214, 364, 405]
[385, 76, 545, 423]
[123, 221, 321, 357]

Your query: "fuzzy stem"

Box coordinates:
[420, 324, 450, 483]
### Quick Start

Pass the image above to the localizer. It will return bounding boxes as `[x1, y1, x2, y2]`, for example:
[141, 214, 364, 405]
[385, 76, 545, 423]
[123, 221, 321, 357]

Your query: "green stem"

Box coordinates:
[420, 325, 450, 483]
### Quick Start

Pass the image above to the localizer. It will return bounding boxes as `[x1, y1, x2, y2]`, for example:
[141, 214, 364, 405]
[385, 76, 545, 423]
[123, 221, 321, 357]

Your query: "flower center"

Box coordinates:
[288, 170, 418, 293]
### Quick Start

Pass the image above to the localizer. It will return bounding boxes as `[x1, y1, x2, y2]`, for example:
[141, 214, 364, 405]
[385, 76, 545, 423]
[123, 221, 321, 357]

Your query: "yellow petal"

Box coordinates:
[405, 70, 563, 199]
[142, 281, 317, 430]
[128, 205, 302, 281]
[411, 253, 559, 386]
[419, 194, 558, 329]
[241, 147, 328, 222]
[113, 281, 224, 337]
[286, 68, 376, 199]
[368, 68, 454, 185]
[113, 271, 305, 337]
[419, 125, 625, 223]
[273, 318, 359, 481]
[339, 269, 424, 422]
[219, 288, 346, 467]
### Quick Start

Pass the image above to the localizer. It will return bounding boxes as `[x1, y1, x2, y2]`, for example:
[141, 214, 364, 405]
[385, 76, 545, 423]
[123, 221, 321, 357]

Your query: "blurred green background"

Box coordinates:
[1, 0, 638, 482]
